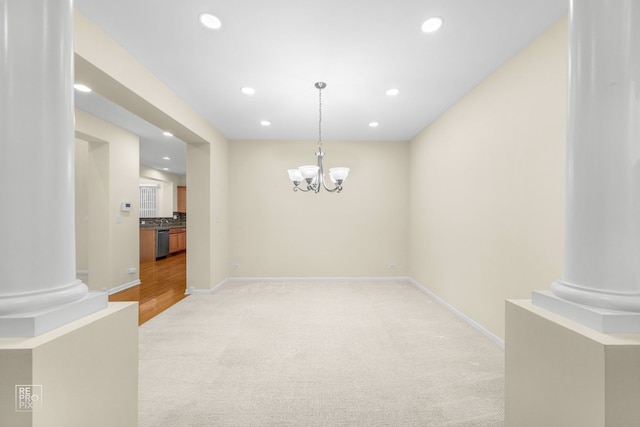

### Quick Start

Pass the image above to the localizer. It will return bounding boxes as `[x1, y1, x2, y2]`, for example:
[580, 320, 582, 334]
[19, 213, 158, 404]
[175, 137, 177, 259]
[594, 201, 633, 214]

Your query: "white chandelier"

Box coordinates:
[287, 82, 350, 193]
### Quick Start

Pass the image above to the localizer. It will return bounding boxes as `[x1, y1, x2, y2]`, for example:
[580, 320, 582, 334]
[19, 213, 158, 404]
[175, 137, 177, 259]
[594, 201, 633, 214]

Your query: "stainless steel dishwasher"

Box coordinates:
[156, 229, 170, 259]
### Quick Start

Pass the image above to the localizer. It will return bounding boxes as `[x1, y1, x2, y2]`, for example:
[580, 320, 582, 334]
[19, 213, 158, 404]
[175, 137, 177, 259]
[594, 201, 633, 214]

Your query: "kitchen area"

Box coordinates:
[139, 185, 187, 262]
[109, 178, 188, 324]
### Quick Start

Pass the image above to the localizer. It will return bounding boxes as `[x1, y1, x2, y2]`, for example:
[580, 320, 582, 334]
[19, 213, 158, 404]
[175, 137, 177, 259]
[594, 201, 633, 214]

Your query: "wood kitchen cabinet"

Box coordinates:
[178, 231, 186, 251]
[169, 233, 179, 254]
[169, 228, 186, 254]
[140, 229, 156, 263]
[177, 186, 187, 213]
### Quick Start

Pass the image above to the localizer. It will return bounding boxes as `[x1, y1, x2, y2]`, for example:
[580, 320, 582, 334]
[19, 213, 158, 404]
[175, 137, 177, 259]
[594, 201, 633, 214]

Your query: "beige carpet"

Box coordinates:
[139, 281, 504, 426]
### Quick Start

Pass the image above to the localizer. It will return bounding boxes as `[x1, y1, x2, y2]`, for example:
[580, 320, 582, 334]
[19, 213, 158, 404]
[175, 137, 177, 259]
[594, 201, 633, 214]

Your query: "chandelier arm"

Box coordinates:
[317, 146, 342, 192]
[321, 182, 343, 193]
[293, 186, 313, 192]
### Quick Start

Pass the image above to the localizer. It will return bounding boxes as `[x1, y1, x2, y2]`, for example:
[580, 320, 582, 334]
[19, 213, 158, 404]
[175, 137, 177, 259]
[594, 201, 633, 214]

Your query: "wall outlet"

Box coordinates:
[389, 263, 397, 270]
[127, 267, 137, 274]
[232, 263, 240, 269]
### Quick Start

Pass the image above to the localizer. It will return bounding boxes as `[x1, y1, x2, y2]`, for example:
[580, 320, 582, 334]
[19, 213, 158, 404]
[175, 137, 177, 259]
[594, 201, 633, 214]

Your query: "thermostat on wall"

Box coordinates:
[121, 202, 132, 212]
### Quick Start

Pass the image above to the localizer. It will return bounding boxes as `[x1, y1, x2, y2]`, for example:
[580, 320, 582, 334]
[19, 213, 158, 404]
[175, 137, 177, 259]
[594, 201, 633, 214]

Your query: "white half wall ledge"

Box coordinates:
[533, 290, 640, 334]
[506, 299, 640, 426]
[0, 302, 138, 427]
[0, 292, 108, 337]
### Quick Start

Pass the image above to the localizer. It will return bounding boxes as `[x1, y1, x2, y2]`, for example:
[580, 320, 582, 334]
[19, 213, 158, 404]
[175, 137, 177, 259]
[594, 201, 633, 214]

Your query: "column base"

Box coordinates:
[532, 290, 640, 333]
[0, 292, 108, 337]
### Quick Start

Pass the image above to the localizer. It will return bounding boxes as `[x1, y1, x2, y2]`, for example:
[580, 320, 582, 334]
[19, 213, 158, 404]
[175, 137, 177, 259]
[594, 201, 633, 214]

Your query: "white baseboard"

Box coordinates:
[108, 280, 141, 295]
[184, 276, 504, 348]
[225, 276, 413, 283]
[186, 278, 230, 295]
[76, 269, 89, 281]
[76, 270, 140, 296]
[186, 276, 412, 295]
[409, 279, 505, 349]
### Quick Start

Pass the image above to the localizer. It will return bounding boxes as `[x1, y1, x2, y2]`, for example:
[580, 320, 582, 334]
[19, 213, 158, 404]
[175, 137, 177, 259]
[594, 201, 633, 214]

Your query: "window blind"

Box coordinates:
[139, 184, 158, 218]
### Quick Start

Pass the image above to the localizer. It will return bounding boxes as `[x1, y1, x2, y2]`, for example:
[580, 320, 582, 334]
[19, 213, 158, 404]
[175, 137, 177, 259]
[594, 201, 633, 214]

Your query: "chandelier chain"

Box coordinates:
[318, 84, 323, 147]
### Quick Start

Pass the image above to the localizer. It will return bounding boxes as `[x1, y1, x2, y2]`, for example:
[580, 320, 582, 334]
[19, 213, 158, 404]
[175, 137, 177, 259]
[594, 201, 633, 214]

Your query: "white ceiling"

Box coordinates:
[73, 0, 568, 176]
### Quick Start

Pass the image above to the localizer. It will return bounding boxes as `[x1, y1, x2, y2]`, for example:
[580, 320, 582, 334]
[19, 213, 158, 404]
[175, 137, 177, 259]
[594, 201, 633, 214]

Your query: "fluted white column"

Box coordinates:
[0, 0, 104, 330]
[534, 0, 640, 331]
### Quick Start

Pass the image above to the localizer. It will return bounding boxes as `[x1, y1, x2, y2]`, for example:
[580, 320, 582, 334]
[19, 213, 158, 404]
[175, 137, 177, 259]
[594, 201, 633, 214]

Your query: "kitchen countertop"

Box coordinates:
[140, 223, 186, 230]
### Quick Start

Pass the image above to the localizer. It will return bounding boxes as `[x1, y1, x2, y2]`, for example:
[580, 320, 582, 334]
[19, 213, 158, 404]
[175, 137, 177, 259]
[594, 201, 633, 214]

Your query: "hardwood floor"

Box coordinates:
[109, 251, 188, 325]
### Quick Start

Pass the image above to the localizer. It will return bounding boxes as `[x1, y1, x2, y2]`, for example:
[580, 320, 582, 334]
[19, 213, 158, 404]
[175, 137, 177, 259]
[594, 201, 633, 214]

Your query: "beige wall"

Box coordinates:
[210, 135, 230, 286]
[409, 18, 568, 339]
[229, 139, 409, 277]
[75, 10, 230, 292]
[75, 110, 140, 292]
[186, 143, 212, 290]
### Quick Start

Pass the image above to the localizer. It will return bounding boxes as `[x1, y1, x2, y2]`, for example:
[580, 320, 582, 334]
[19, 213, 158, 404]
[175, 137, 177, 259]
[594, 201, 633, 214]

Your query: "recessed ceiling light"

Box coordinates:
[241, 87, 255, 95]
[162, 156, 170, 160]
[163, 131, 173, 137]
[74, 83, 91, 93]
[260, 120, 271, 127]
[385, 88, 400, 96]
[369, 122, 379, 128]
[421, 16, 444, 33]
[199, 13, 222, 30]
[163, 168, 169, 171]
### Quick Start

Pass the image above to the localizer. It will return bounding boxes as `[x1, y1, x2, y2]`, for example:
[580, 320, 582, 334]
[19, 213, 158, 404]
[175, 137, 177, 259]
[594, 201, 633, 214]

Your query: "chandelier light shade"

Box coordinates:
[287, 82, 350, 193]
